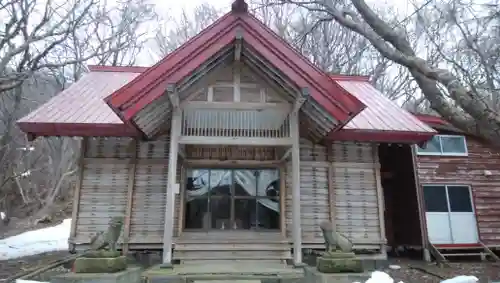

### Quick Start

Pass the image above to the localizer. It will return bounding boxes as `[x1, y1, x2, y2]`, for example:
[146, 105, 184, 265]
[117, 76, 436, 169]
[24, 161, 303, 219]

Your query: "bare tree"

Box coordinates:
[0, 0, 156, 224]
[153, 3, 222, 57]
[0, 0, 154, 93]
[269, 0, 500, 144]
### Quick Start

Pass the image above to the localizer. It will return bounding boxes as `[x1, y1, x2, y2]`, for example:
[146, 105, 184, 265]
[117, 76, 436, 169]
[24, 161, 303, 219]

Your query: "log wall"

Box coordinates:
[415, 135, 500, 246]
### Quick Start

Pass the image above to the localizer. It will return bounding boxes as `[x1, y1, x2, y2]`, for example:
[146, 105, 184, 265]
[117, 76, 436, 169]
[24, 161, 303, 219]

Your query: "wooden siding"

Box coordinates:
[415, 135, 500, 246]
[73, 136, 181, 247]
[285, 139, 383, 249]
[72, 138, 384, 252]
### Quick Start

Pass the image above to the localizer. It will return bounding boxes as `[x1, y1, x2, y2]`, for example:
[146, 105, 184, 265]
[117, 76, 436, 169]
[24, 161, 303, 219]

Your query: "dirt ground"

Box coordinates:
[0, 251, 69, 280]
[1, 254, 499, 282]
[385, 258, 500, 283]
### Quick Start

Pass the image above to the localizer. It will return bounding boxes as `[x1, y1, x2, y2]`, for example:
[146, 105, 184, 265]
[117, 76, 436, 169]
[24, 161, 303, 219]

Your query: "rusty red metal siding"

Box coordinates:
[416, 136, 500, 245]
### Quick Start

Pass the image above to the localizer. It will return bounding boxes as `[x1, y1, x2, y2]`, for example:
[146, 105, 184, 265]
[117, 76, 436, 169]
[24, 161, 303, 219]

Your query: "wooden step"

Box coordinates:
[173, 251, 292, 260]
[442, 253, 484, 257]
[173, 252, 292, 261]
[175, 243, 290, 251]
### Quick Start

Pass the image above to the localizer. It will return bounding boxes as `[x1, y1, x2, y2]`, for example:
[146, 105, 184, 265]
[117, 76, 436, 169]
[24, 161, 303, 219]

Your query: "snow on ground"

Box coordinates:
[0, 218, 71, 260]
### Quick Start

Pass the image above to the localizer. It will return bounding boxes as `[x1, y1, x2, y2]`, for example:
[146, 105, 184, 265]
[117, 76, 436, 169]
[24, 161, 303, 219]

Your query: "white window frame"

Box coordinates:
[422, 184, 475, 213]
[416, 134, 468, 156]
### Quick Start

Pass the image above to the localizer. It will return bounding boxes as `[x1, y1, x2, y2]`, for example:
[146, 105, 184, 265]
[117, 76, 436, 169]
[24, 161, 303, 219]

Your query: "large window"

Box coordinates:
[183, 168, 280, 231]
[416, 135, 468, 156]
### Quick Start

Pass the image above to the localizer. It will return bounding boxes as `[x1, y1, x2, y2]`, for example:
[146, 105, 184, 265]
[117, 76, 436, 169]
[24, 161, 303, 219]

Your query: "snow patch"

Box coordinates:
[0, 218, 71, 260]
[440, 275, 479, 283]
[16, 280, 49, 283]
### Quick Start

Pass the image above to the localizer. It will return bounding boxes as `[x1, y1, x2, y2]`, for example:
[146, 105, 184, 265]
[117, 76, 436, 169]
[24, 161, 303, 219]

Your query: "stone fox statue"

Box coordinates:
[319, 221, 353, 253]
[90, 216, 124, 252]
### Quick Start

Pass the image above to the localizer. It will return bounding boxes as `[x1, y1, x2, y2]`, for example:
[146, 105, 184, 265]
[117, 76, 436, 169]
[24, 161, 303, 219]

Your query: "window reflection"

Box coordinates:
[184, 168, 280, 230]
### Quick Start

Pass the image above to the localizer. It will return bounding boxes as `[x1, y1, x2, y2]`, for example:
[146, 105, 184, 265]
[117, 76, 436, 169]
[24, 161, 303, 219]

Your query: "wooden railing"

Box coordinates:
[181, 108, 291, 139]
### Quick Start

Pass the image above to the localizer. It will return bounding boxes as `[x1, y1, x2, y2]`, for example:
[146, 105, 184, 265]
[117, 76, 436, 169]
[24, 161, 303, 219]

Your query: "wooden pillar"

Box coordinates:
[290, 111, 302, 265]
[410, 145, 431, 261]
[373, 144, 387, 257]
[162, 108, 181, 266]
[123, 139, 137, 254]
[327, 144, 335, 226]
[69, 138, 86, 251]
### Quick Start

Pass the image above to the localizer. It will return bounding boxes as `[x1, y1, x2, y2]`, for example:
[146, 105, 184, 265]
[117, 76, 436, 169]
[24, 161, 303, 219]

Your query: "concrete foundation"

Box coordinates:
[303, 267, 370, 283]
[51, 266, 142, 283]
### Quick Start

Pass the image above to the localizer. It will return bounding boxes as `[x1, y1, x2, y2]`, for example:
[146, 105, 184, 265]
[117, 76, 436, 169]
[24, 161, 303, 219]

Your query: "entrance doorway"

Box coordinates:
[183, 168, 280, 231]
[423, 185, 478, 244]
[378, 144, 424, 254]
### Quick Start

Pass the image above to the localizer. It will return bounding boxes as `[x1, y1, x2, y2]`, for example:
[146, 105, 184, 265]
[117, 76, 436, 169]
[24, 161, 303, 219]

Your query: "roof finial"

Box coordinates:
[231, 0, 248, 13]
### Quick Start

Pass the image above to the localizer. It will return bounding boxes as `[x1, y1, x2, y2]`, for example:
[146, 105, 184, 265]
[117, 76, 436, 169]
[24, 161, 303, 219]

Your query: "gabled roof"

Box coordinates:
[17, 66, 141, 138]
[104, 0, 365, 131]
[17, 67, 437, 143]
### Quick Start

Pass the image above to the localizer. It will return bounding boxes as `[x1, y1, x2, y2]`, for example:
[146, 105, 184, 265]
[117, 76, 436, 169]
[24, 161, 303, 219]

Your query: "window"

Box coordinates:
[184, 168, 280, 230]
[423, 185, 474, 213]
[416, 135, 467, 156]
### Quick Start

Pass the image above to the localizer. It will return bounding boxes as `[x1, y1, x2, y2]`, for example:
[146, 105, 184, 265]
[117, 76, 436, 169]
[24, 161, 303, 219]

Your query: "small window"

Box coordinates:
[416, 135, 467, 156]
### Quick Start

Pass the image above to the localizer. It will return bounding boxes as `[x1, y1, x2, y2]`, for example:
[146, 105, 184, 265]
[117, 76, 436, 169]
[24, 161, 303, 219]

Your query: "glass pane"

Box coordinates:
[417, 136, 441, 154]
[256, 198, 280, 230]
[448, 186, 473, 212]
[186, 169, 210, 199]
[211, 196, 231, 229]
[257, 169, 280, 197]
[210, 169, 232, 196]
[234, 198, 256, 230]
[423, 186, 448, 212]
[233, 170, 256, 197]
[441, 136, 467, 154]
[184, 197, 209, 229]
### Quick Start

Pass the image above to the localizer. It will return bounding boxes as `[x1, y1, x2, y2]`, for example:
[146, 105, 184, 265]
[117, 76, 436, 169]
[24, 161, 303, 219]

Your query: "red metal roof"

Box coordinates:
[328, 78, 437, 143]
[17, 67, 142, 138]
[105, 3, 365, 130]
[17, 67, 442, 142]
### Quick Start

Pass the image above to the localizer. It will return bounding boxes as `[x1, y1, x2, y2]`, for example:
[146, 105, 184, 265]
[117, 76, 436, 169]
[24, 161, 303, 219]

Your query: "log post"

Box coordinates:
[161, 105, 181, 266]
[290, 110, 302, 265]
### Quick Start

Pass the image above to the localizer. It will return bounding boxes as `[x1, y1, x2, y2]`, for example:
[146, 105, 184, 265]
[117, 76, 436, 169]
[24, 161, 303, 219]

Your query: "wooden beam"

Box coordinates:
[279, 148, 292, 163]
[122, 139, 138, 254]
[234, 66, 241, 102]
[292, 88, 309, 114]
[178, 164, 186, 237]
[185, 159, 282, 167]
[290, 111, 302, 265]
[327, 144, 335, 226]
[161, 108, 181, 266]
[373, 144, 387, 257]
[280, 165, 286, 238]
[410, 145, 432, 262]
[183, 101, 291, 111]
[167, 84, 179, 110]
[178, 136, 293, 146]
[69, 138, 86, 251]
[234, 28, 243, 61]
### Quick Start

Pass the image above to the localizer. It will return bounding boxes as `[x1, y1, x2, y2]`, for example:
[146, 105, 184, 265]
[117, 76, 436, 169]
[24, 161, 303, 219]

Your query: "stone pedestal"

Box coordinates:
[51, 266, 142, 283]
[304, 266, 370, 283]
[74, 256, 127, 273]
[316, 251, 362, 273]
